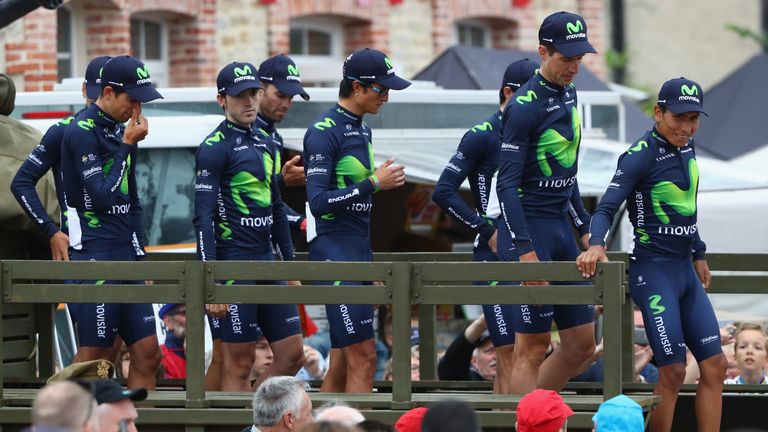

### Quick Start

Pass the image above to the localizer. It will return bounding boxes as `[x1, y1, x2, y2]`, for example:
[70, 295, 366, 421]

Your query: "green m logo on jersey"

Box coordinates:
[77, 118, 96, 131]
[336, 141, 375, 189]
[384, 57, 394, 69]
[136, 67, 150, 79]
[83, 211, 101, 228]
[234, 65, 252, 77]
[103, 154, 131, 195]
[566, 20, 584, 34]
[537, 107, 581, 177]
[635, 228, 650, 244]
[57, 116, 74, 126]
[314, 117, 336, 131]
[516, 90, 538, 105]
[205, 131, 225, 146]
[231, 153, 274, 213]
[627, 140, 648, 154]
[649, 294, 666, 315]
[471, 121, 493, 133]
[681, 84, 699, 96]
[287, 64, 299, 76]
[218, 222, 233, 240]
[651, 158, 698, 224]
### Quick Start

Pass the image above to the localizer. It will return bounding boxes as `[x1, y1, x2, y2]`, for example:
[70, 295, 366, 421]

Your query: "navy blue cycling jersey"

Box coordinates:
[589, 128, 707, 260]
[11, 110, 85, 238]
[303, 104, 377, 237]
[432, 111, 501, 243]
[193, 118, 294, 261]
[497, 72, 587, 255]
[255, 113, 305, 230]
[60, 104, 145, 256]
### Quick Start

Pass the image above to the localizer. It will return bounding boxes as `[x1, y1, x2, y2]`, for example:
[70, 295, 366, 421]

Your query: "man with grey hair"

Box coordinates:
[314, 402, 365, 426]
[250, 376, 313, 432]
[32, 381, 97, 432]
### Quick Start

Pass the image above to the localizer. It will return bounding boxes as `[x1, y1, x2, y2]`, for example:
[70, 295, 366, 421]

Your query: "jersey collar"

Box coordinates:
[223, 119, 250, 135]
[534, 72, 569, 95]
[334, 103, 363, 125]
[650, 127, 689, 150]
[89, 104, 119, 127]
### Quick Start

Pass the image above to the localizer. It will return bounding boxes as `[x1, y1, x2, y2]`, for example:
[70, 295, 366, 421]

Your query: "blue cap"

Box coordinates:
[501, 58, 538, 90]
[258, 54, 309, 101]
[592, 395, 644, 432]
[410, 327, 419, 346]
[158, 304, 181, 320]
[101, 55, 163, 103]
[657, 77, 708, 116]
[538, 11, 597, 57]
[217, 61, 261, 96]
[84, 56, 112, 100]
[343, 48, 411, 91]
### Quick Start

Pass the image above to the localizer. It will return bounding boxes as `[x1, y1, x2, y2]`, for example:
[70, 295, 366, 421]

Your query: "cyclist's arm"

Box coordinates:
[568, 179, 591, 237]
[270, 171, 295, 261]
[128, 145, 146, 258]
[192, 145, 224, 261]
[72, 129, 131, 212]
[692, 230, 707, 261]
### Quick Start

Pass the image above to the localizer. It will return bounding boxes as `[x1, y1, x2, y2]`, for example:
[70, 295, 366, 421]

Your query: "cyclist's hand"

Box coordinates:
[282, 155, 306, 187]
[576, 245, 608, 278]
[49, 231, 69, 261]
[124, 109, 148, 145]
[520, 250, 547, 286]
[373, 158, 405, 190]
[694, 259, 711, 289]
[206, 304, 229, 318]
[488, 230, 498, 254]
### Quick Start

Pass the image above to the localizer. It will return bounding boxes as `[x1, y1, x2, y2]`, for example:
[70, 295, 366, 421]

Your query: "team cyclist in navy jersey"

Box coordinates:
[60, 55, 163, 389]
[303, 48, 410, 393]
[11, 56, 111, 261]
[193, 62, 304, 391]
[495, 11, 597, 395]
[577, 77, 726, 432]
[432, 58, 538, 394]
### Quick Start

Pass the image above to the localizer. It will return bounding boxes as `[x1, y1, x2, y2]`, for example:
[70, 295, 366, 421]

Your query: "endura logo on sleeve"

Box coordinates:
[471, 121, 493, 132]
[314, 118, 336, 131]
[651, 159, 698, 224]
[328, 188, 360, 203]
[536, 107, 581, 176]
[515, 90, 538, 105]
[27, 153, 44, 166]
[445, 162, 462, 174]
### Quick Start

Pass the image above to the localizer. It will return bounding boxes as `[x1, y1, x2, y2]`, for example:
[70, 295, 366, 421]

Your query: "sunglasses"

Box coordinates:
[348, 77, 389, 96]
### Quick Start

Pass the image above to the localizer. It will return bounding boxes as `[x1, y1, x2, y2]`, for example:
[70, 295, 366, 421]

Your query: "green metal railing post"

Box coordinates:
[600, 261, 625, 399]
[390, 262, 412, 407]
[0, 261, 6, 403]
[414, 265, 437, 380]
[622, 284, 635, 384]
[185, 261, 207, 409]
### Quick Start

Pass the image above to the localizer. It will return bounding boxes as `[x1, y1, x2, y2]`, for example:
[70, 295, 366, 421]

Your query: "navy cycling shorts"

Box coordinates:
[630, 258, 722, 367]
[217, 250, 301, 344]
[69, 246, 156, 348]
[475, 226, 517, 347]
[504, 215, 595, 334]
[308, 234, 375, 349]
[207, 314, 221, 340]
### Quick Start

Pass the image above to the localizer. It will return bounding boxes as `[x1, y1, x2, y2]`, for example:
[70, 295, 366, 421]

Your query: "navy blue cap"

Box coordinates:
[259, 54, 309, 101]
[657, 77, 708, 116]
[538, 11, 597, 58]
[217, 61, 261, 96]
[158, 304, 182, 320]
[101, 55, 163, 103]
[501, 58, 539, 90]
[84, 56, 112, 100]
[343, 48, 411, 91]
[91, 379, 147, 404]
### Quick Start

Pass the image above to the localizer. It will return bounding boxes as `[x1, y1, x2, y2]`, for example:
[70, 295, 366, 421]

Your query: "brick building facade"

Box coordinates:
[1, 0, 606, 92]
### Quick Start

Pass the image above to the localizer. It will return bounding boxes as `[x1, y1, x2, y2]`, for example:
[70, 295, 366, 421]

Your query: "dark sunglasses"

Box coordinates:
[348, 77, 389, 96]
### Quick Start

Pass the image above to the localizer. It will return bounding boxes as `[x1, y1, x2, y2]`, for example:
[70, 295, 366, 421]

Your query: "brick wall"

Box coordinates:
[5, 9, 58, 91]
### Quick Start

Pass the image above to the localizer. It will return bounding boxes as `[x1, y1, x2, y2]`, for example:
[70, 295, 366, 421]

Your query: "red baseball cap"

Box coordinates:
[516, 389, 573, 432]
[395, 407, 427, 432]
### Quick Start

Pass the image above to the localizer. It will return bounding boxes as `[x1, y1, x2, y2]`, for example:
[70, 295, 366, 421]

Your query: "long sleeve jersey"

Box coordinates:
[497, 73, 588, 254]
[60, 104, 145, 256]
[303, 104, 377, 237]
[432, 111, 501, 242]
[193, 119, 294, 261]
[254, 113, 306, 230]
[11, 109, 84, 239]
[589, 128, 706, 260]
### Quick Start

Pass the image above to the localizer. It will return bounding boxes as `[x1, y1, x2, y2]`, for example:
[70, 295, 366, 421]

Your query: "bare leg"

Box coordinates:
[509, 332, 551, 394]
[252, 334, 305, 389]
[321, 348, 347, 392]
[494, 344, 515, 394]
[695, 354, 726, 432]
[204, 338, 223, 391]
[343, 339, 377, 393]
[537, 323, 596, 390]
[649, 363, 686, 432]
[221, 341, 256, 391]
[126, 335, 161, 390]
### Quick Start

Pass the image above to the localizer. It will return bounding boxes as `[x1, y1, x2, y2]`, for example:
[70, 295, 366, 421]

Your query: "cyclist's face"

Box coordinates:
[654, 107, 700, 148]
[259, 84, 293, 123]
[539, 47, 583, 87]
[219, 88, 261, 127]
[356, 81, 389, 115]
[102, 88, 140, 123]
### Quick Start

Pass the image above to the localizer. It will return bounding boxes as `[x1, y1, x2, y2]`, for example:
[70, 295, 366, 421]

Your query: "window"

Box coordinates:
[288, 16, 344, 85]
[290, 28, 333, 56]
[456, 22, 490, 48]
[130, 18, 168, 87]
[56, 8, 74, 80]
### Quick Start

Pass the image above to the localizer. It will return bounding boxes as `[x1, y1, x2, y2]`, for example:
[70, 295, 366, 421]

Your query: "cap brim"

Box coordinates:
[126, 85, 164, 103]
[128, 388, 148, 401]
[555, 40, 597, 58]
[85, 84, 101, 100]
[666, 103, 708, 116]
[378, 74, 411, 91]
[225, 80, 262, 97]
[274, 80, 310, 101]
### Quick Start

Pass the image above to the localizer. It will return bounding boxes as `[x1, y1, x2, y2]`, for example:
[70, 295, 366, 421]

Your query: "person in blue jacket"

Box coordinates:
[11, 56, 111, 261]
[495, 11, 597, 395]
[577, 77, 725, 432]
[60, 55, 163, 389]
[432, 58, 538, 394]
[303, 48, 410, 393]
[193, 62, 304, 391]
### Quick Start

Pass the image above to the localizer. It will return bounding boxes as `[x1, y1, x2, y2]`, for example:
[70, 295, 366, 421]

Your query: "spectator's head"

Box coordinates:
[251, 331, 274, 381]
[723, 343, 739, 379]
[471, 335, 496, 381]
[83, 56, 112, 103]
[410, 345, 420, 381]
[592, 394, 643, 432]
[298, 422, 360, 432]
[394, 407, 426, 432]
[315, 402, 364, 427]
[516, 389, 573, 432]
[159, 304, 186, 340]
[252, 376, 313, 431]
[32, 381, 96, 432]
[91, 379, 147, 432]
[0, 72, 16, 116]
[733, 322, 768, 380]
[358, 420, 395, 432]
[422, 401, 480, 432]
